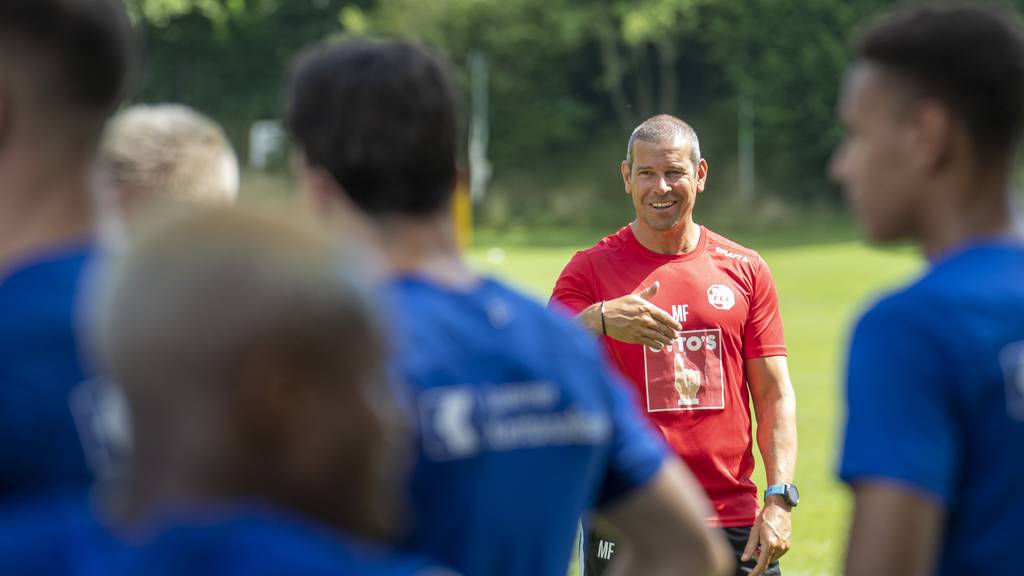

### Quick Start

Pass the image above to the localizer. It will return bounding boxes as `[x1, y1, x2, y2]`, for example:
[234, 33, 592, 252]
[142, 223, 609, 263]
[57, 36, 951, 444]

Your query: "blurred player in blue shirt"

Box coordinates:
[0, 0, 134, 501]
[287, 39, 733, 576]
[831, 3, 1024, 574]
[0, 205, 454, 576]
[68, 104, 243, 488]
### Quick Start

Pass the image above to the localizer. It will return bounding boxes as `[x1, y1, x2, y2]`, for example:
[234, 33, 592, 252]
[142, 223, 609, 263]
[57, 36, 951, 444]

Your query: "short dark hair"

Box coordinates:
[286, 39, 458, 218]
[855, 1, 1024, 157]
[626, 114, 701, 169]
[0, 0, 134, 118]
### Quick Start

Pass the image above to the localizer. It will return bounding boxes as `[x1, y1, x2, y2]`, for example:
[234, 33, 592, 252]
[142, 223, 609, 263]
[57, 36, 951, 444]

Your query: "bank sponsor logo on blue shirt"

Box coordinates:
[1001, 341, 1024, 421]
[70, 378, 132, 480]
[418, 381, 612, 462]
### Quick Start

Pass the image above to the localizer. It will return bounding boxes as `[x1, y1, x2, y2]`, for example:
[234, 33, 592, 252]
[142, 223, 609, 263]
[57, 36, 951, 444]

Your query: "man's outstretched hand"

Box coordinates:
[582, 282, 682, 350]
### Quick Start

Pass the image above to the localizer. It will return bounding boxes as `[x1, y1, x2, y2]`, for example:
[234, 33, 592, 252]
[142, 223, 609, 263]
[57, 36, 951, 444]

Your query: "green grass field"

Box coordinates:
[467, 227, 921, 576]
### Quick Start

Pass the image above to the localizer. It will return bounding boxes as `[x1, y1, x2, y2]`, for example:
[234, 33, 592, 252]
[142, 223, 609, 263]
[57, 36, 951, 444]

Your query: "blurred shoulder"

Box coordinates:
[483, 278, 607, 357]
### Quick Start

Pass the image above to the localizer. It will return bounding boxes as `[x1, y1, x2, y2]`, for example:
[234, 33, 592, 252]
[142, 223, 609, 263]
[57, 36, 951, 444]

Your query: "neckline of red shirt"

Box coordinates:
[621, 223, 709, 264]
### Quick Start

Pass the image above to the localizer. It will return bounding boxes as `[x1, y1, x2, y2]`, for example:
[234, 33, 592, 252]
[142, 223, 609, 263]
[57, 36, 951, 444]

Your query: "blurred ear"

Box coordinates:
[908, 100, 953, 172]
[620, 160, 631, 194]
[695, 158, 709, 194]
[290, 149, 337, 215]
[289, 148, 375, 242]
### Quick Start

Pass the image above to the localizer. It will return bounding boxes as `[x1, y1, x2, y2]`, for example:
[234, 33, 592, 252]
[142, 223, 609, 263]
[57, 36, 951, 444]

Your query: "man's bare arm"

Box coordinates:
[744, 355, 798, 575]
[845, 482, 944, 576]
[595, 458, 734, 576]
[748, 356, 797, 489]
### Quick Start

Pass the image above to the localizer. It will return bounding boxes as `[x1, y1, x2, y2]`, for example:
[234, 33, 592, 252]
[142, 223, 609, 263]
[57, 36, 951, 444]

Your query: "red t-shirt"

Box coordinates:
[550, 224, 787, 527]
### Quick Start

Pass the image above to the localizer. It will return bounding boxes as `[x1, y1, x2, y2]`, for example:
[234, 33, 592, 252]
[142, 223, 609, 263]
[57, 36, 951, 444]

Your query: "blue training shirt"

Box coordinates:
[0, 492, 116, 575]
[839, 241, 1024, 575]
[392, 276, 669, 576]
[0, 244, 95, 500]
[0, 495, 456, 576]
[116, 505, 457, 576]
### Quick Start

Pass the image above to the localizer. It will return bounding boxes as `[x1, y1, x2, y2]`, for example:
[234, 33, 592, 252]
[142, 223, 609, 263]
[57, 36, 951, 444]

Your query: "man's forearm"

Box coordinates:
[574, 302, 604, 336]
[743, 357, 797, 572]
[747, 356, 798, 490]
[756, 390, 797, 489]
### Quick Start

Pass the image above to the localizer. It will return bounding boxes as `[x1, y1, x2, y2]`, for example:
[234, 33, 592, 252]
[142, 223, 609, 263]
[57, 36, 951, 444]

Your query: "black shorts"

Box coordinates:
[580, 523, 782, 576]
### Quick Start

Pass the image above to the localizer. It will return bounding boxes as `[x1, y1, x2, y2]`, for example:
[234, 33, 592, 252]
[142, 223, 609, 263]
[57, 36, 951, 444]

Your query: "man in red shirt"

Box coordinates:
[551, 114, 797, 576]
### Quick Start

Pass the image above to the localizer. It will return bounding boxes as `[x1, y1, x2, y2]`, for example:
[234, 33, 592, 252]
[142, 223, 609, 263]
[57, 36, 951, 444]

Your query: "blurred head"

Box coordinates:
[621, 114, 708, 235]
[286, 39, 458, 221]
[99, 105, 239, 213]
[0, 0, 134, 156]
[96, 104, 239, 242]
[92, 203, 408, 540]
[830, 2, 1024, 243]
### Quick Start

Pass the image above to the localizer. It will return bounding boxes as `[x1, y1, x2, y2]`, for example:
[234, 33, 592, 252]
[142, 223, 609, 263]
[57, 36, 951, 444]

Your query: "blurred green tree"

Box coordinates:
[351, 0, 596, 163]
[127, 0, 909, 218]
[127, 0, 357, 158]
[704, 0, 892, 203]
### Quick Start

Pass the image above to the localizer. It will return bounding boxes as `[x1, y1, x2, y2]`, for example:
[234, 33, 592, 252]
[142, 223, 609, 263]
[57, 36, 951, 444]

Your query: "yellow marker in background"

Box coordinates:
[453, 172, 473, 251]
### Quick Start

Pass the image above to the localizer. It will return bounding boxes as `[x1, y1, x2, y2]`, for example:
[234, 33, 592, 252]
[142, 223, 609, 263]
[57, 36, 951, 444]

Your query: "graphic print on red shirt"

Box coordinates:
[550, 224, 787, 527]
[645, 328, 725, 412]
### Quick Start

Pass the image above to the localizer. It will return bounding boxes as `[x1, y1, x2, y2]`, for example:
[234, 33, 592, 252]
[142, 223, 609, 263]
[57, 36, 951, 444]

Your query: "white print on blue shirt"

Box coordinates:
[418, 381, 612, 462]
[1001, 341, 1024, 421]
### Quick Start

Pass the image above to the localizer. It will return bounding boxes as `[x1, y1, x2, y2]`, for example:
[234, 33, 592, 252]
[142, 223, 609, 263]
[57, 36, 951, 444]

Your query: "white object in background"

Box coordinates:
[248, 120, 285, 170]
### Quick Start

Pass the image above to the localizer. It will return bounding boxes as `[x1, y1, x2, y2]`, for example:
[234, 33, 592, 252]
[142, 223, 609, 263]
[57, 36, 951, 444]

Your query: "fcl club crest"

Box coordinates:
[707, 284, 736, 311]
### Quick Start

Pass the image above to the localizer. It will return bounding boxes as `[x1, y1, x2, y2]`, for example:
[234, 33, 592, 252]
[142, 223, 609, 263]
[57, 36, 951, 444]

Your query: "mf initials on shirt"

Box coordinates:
[596, 539, 616, 560]
[672, 304, 689, 323]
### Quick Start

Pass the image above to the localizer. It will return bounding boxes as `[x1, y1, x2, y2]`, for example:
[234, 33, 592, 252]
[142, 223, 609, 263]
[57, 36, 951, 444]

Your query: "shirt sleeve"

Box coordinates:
[549, 251, 598, 316]
[743, 255, 787, 359]
[593, 353, 670, 506]
[838, 302, 960, 506]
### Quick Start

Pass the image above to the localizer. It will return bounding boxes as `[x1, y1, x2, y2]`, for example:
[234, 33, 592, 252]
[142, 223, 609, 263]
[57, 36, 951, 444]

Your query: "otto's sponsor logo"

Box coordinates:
[707, 284, 736, 311]
[644, 328, 725, 412]
[665, 333, 718, 353]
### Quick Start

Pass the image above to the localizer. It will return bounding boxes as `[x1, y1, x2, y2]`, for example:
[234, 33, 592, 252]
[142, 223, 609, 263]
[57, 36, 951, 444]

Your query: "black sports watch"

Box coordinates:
[764, 483, 799, 507]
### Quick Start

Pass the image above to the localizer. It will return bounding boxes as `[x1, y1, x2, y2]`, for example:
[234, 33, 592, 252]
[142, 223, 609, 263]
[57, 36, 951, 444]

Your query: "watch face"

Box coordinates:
[786, 484, 800, 506]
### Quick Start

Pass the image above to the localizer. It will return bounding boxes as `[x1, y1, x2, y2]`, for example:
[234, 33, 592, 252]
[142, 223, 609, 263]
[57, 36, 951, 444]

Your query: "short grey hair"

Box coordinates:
[625, 114, 701, 169]
[99, 104, 239, 207]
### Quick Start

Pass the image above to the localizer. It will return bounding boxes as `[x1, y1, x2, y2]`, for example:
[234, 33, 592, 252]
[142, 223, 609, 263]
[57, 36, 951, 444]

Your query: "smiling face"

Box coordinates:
[622, 138, 708, 236]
